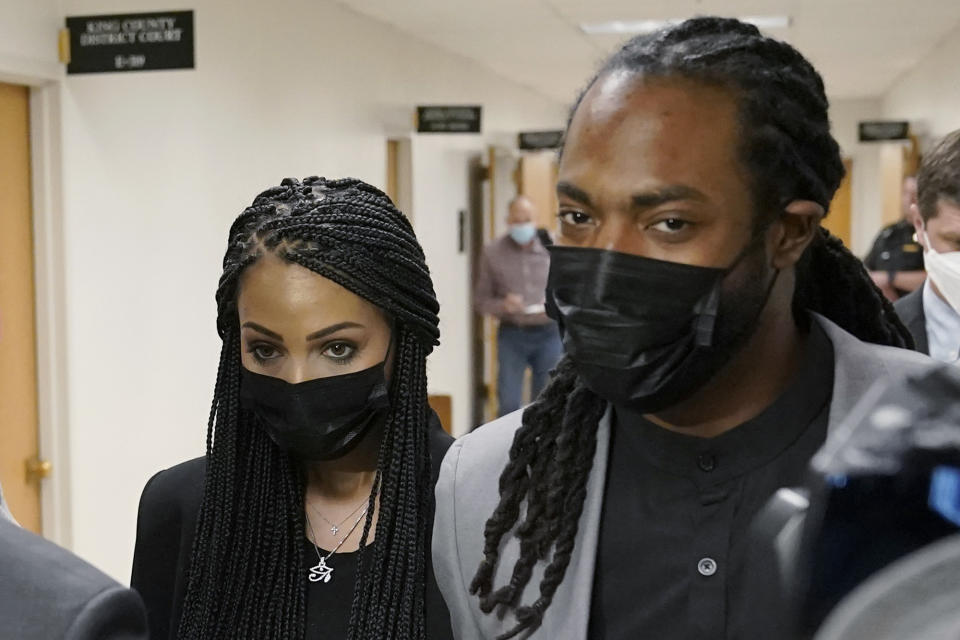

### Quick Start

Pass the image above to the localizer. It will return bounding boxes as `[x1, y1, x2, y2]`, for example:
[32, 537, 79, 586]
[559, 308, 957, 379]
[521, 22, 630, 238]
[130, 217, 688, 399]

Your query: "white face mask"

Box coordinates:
[924, 230, 960, 314]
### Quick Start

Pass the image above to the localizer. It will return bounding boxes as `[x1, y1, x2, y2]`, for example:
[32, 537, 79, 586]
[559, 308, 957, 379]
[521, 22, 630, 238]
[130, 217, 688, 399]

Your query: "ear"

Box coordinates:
[910, 203, 927, 250]
[770, 200, 824, 270]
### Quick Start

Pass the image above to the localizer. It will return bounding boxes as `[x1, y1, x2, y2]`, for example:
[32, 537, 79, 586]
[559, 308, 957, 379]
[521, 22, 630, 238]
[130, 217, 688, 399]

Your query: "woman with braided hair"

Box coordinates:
[432, 16, 943, 640]
[131, 177, 453, 639]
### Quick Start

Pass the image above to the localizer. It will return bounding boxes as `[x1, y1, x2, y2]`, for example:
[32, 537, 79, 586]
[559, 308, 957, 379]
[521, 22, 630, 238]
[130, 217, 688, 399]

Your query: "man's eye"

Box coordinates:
[558, 210, 594, 226]
[651, 218, 689, 233]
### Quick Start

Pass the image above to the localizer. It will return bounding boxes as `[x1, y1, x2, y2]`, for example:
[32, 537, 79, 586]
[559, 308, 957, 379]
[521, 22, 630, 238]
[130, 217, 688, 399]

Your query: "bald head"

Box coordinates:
[507, 196, 537, 225]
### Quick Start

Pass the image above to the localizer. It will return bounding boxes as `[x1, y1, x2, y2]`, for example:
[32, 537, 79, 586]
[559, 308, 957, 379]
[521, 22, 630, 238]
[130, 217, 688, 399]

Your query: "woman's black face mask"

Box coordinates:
[545, 237, 778, 414]
[239, 357, 390, 461]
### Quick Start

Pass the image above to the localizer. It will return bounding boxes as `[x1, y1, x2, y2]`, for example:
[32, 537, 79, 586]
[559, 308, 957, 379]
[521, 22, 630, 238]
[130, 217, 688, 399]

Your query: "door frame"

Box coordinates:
[1, 58, 71, 546]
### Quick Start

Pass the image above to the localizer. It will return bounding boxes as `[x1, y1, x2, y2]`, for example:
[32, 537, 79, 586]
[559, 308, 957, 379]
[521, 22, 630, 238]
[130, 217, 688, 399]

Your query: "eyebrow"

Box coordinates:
[241, 322, 284, 342]
[631, 185, 708, 208]
[557, 181, 593, 206]
[557, 181, 708, 209]
[240, 321, 364, 343]
[306, 322, 364, 341]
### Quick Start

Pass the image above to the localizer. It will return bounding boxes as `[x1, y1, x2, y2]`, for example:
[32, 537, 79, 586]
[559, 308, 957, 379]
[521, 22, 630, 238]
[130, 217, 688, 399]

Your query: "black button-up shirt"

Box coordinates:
[589, 323, 835, 639]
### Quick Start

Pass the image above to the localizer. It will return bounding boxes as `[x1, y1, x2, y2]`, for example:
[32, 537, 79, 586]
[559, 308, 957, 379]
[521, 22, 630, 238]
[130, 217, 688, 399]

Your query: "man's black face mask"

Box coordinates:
[545, 236, 778, 414]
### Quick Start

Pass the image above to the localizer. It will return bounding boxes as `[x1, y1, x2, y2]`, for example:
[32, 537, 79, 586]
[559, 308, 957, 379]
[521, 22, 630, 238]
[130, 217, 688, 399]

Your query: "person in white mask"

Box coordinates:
[895, 129, 960, 364]
[474, 195, 563, 416]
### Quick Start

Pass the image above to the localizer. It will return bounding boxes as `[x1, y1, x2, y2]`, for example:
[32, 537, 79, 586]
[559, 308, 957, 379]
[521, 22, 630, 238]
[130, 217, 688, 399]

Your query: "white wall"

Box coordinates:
[51, 0, 565, 581]
[882, 22, 960, 143]
[0, 0, 62, 84]
[409, 135, 485, 437]
[829, 98, 884, 256]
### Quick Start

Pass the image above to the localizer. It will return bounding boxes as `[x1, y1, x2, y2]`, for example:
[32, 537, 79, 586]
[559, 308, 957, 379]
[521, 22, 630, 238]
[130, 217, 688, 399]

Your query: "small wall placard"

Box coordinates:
[416, 106, 482, 133]
[859, 121, 910, 142]
[518, 130, 564, 150]
[66, 11, 195, 74]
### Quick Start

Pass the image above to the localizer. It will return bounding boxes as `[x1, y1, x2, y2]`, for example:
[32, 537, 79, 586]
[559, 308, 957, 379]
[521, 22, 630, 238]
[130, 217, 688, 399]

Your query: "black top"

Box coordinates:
[894, 286, 929, 354]
[131, 414, 454, 640]
[588, 323, 835, 640]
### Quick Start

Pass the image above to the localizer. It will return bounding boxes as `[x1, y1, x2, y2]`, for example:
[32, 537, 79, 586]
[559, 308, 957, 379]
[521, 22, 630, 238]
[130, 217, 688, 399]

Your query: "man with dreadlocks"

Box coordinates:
[432, 17, 948, 640]
[131, 177, 453, 640]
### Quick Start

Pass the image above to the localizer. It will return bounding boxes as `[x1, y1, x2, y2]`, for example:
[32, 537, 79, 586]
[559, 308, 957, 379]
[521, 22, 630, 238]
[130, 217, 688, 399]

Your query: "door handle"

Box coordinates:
[25, 457, 53, 483]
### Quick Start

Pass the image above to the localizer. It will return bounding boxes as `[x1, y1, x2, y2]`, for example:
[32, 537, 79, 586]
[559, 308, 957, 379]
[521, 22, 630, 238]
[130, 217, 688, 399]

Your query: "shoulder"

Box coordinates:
[139, 456, 206, 514]
[815, 313, 944, 421]
[483, 235, 511, 255]
[894, 286, 924, 320]
[0, 519, 146, 639]
[436, 410, 522, 509]
[134, 456, 206, 555]
[132, 457, 206, 638]
[427, 410, 455, 487]
[432, 412, 524, 637]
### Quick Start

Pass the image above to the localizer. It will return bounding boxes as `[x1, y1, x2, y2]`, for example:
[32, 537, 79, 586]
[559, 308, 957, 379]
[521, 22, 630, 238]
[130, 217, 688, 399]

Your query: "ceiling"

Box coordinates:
[335, 0, 960, 105]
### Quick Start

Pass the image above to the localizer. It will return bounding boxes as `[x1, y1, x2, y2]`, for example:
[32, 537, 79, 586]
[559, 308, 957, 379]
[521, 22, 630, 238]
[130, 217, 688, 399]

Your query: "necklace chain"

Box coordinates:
[305, 506, 369, 584]
[307, 497, 368, 536]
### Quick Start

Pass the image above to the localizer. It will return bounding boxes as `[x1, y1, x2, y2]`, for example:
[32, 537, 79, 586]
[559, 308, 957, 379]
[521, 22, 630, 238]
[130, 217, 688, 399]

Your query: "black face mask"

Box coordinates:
[239, 360, 390, 461]
[545, 239, 778, 414]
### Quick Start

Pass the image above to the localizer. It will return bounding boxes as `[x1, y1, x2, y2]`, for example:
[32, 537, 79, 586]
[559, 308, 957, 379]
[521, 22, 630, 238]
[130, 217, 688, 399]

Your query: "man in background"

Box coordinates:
[865, 175, 927, 300]
[895, 130, 960, 364]
[474, 195, 562, 417]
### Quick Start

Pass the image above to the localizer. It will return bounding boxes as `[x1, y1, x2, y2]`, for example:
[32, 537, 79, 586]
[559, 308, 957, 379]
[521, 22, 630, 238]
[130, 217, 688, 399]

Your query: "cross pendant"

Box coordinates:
[330, 525, 339, 535]
[308, 557, 334, 584]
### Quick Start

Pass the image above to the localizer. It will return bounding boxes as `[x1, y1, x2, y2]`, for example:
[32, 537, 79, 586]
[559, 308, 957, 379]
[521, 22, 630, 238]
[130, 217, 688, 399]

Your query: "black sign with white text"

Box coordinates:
[859, 121, 910, 142]
[518, 130, 564, 150]
[416, 106, 482, 133]
[66, 11, 195, 74]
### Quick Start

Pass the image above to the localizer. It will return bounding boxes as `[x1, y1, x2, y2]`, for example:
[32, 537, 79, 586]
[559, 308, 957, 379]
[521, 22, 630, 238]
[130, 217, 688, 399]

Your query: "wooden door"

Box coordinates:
[517, 151, 559, 232]
[0, 81, 42, 533]
[823, 158, 853, 248]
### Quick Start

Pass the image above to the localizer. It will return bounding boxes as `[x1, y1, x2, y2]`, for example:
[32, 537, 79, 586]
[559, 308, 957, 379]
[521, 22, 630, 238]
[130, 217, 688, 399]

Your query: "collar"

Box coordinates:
[923, 279, 960, 364]
[614, 321, 834, 486]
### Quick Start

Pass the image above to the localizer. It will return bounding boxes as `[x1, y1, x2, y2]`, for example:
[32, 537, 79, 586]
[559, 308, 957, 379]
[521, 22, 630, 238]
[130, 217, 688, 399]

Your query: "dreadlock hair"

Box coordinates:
[470, 16, 915, 639]
[177, 176, 441, 640]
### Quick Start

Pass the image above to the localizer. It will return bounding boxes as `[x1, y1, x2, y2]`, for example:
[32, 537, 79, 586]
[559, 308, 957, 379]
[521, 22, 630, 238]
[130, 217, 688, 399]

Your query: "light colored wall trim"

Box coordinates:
[30, 80, 71, 548]
[0, 53, 62, 86]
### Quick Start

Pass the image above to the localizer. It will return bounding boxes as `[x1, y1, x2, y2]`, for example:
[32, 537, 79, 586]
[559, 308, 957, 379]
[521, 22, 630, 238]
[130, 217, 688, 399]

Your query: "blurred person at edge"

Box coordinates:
[865, 175, 926, 301]
[431, 16, 942, 640]
[0, 448, 147, 638]
[474, 195, 563, 417]
[895, 129, 960, 364]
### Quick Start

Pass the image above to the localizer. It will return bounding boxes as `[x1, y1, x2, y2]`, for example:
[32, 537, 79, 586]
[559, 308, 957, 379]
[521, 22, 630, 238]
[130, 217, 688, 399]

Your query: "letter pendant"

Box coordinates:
[308, 557, 334, 583]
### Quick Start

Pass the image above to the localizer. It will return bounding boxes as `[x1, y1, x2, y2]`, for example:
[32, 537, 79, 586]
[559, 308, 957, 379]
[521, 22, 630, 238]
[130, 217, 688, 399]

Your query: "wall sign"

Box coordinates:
[859, 121, 910, 142]
[65, 11, 195, 74]
[416, 106, 481, 133]
[518, 130, 564, 150]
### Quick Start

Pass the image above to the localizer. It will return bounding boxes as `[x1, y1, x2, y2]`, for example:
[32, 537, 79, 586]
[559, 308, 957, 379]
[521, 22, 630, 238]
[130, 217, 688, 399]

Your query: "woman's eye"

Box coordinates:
[250, 344, 280, 362]
[650, 218, 689, 233]
[323, 342, 356, 361]
[558, 210, 594, 227]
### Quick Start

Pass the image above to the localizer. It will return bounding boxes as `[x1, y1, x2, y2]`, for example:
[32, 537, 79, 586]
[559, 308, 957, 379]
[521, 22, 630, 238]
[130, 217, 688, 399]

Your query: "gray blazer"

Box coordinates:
[894, 287, 929, 355]
[432, 315, 944, 639]
[0, 487, 148, 640]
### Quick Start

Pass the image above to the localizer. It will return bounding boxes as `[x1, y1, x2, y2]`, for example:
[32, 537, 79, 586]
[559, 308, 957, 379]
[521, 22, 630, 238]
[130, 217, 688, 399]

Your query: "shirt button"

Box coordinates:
[698, 557, 718, 577]
[697, 453, 716, 472]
